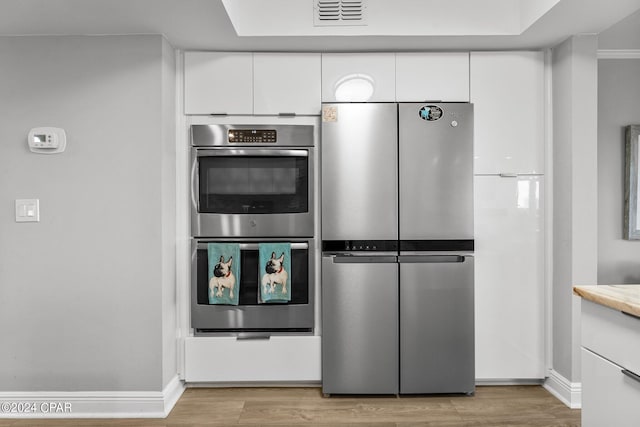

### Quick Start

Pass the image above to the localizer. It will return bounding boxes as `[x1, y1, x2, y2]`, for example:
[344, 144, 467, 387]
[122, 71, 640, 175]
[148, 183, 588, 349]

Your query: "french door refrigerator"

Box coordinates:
[321, 102, 475, 395]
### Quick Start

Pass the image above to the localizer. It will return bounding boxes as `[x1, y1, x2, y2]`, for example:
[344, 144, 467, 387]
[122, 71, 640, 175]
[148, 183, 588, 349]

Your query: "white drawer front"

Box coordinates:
[582, 299, 640, 375]
[184, 336, 321, 383]
[582, 348, 640, 427]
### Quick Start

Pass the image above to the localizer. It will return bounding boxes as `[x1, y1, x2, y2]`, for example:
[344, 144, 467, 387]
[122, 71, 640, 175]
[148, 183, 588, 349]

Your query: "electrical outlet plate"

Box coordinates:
[15, 199, 40, 222]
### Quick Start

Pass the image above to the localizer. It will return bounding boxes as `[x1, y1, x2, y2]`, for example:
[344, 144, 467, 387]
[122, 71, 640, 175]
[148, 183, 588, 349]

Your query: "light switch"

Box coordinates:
[15, 199, 39, 222]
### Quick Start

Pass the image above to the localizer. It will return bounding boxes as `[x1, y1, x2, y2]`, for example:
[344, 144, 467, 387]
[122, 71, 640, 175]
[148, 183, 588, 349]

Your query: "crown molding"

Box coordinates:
[598, 49, 640, 59]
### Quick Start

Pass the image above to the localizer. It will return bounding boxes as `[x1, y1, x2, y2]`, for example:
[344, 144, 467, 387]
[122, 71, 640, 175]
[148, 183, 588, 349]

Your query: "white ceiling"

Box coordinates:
[222, 0, 562, 37]
[1, 0, 639, 51]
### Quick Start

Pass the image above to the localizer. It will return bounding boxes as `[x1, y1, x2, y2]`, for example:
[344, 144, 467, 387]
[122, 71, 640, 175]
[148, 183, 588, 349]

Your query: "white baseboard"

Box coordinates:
[543, 369, 582, 409]
[0, 375, 185, 419]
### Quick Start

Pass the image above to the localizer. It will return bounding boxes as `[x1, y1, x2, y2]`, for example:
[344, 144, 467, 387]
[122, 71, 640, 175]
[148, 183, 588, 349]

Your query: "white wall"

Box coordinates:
[161, 38, 178, 389]
[597, 58, 640, 284]
[0, 35, 176, 392]
[551, 35, 599, 384]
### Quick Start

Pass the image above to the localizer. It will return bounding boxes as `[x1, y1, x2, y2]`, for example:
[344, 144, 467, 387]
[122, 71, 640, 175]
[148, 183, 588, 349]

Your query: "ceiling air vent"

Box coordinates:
[315, 0, 367, 27]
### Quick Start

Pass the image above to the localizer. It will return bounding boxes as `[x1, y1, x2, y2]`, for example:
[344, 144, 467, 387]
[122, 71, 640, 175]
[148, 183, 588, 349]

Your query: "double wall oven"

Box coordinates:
[190, 123, 317, 336]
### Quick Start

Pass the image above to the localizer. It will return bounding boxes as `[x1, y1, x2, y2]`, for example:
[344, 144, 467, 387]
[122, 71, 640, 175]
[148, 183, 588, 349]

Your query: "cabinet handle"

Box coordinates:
[499, 173, 518, 178]
[622, 369, 640, 384]
[621, 310, 640, 321]
[236, 333, 271, 340]
[278, 112, 297, 117]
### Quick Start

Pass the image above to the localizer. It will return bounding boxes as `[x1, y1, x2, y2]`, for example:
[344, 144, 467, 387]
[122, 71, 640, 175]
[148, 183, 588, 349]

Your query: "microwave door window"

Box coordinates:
[199, 156, 309, 214]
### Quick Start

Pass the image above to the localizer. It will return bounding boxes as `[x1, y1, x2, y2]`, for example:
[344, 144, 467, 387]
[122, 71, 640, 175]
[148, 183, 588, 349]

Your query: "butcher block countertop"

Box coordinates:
[573, 284, 640, 317]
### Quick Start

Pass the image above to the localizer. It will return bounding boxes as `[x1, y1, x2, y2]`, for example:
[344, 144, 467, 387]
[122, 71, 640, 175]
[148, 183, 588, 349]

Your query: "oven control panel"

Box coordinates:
[228, 129, 277, 143]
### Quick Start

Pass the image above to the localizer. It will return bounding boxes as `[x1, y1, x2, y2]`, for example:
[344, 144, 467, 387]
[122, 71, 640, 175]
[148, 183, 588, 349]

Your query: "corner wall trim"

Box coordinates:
[543, 369, 582, 409]
[597, 49, 640, 59]
[0, 376, 185, 419]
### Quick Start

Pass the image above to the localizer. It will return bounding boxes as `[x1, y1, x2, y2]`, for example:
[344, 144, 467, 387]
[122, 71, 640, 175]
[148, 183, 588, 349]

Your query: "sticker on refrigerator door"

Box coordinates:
[322, 106, 337, 122]
[418, 105, 443, 121]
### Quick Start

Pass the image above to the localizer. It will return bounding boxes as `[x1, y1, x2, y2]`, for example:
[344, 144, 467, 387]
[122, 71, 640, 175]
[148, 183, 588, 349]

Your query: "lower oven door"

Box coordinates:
[191, 238, 315, 335]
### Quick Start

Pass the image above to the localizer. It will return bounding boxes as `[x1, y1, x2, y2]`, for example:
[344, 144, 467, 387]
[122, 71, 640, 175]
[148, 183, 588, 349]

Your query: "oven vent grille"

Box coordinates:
[315, 0, 367, 26]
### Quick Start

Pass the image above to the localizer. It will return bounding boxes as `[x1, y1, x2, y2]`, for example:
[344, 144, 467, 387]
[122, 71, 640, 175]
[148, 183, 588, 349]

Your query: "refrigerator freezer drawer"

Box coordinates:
[399, 255, 475, 394]
[321, 255, 399, 394]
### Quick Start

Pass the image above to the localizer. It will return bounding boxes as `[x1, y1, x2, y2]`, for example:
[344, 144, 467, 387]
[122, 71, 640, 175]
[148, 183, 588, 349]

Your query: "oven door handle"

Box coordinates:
[195, 148, 308, 157]
[196, 242, 309, 251]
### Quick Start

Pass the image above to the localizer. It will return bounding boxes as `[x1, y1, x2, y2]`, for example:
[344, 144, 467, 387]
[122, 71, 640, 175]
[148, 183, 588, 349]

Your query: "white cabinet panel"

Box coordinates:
[253, 53, 321, 115]
[582, 348, 640, 427]
[474, 175, 545, 380]
[321, 53, 396, 102]
[184, 336, 321, 382]
[184, 52, 253, 115]
[396, 52, 470, 102]
[471, 52, 545, 174]
[582, 299, 640, 377]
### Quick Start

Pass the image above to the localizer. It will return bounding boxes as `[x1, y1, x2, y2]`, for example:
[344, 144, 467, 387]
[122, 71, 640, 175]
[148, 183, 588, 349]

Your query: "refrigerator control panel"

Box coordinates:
[322, 240, 398, 252]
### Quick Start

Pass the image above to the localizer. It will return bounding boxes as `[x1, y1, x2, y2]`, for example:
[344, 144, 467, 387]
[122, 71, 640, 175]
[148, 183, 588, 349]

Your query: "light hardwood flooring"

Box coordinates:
[1, 386, 580, 427]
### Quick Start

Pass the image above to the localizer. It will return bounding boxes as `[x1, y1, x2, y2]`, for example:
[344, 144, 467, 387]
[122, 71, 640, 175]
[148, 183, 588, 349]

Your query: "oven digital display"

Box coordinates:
[228, 129, 277, 143]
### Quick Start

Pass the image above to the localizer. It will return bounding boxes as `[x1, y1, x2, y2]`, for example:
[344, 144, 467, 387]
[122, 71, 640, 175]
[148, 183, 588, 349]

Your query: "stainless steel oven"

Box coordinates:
[191, 124, 315, 238]
[191, 237, 315, 335]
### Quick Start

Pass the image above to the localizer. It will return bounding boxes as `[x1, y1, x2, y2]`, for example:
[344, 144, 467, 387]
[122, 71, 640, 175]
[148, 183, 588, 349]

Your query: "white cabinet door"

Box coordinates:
[471, 52, 545, 174]
[185, 336, 321, 382]
[321, 53, 396, 102]
[474, 175, 545, 380]
[396, 52, 470, 102]
[582, 348, 640, 427]
[253, 53, 321, 115]
[184, 52, 253, 115]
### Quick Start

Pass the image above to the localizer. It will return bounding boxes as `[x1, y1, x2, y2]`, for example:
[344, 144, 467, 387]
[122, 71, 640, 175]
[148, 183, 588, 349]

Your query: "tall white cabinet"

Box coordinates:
[471, 51, 546, 380]
[474, 176, 545, 379]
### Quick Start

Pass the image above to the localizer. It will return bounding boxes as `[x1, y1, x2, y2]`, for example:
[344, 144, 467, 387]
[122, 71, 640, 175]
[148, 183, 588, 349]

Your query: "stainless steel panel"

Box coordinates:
[333, 255, 397, 264]
[399, 103, 474, 240]
[195, 241, 309, 251]
[191, 124, 315, 147]
[321, 103, 398, 241]
[399, 255, 474, 394]
[195, 148, 309, 157]
[190, 148, 314, 237]
[322, 255, 399, 394]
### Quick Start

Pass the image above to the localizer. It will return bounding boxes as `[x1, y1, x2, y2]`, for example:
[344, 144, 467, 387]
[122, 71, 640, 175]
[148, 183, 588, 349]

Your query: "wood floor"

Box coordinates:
[1, 386, 580, 426]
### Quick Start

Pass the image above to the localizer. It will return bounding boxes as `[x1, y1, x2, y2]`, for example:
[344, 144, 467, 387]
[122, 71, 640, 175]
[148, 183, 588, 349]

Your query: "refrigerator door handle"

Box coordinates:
[331, 255, 398, 264]
[397, 255, 466, 263]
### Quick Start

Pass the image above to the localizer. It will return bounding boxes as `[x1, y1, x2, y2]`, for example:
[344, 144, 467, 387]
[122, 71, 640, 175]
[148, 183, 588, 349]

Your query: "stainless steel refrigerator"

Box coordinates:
[321, 102, 475, 395]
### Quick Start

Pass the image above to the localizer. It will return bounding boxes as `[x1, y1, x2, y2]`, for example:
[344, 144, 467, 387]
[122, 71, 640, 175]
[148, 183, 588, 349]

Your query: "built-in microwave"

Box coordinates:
[190, 124, 316, 238]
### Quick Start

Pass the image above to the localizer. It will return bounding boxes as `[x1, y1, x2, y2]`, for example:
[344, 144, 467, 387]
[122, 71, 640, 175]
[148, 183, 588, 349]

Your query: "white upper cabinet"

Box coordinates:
[396, 52, 470, 102]
[184, 52, 253, 115]
[253, 53, 321, 115]
[184, 52, 321, 115]
[471, 51, 545, 175]
[321, 53, 396, 102]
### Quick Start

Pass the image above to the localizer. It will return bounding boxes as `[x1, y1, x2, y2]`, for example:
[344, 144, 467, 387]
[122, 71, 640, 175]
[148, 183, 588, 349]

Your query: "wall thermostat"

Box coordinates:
[27, 127, 67, 154]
